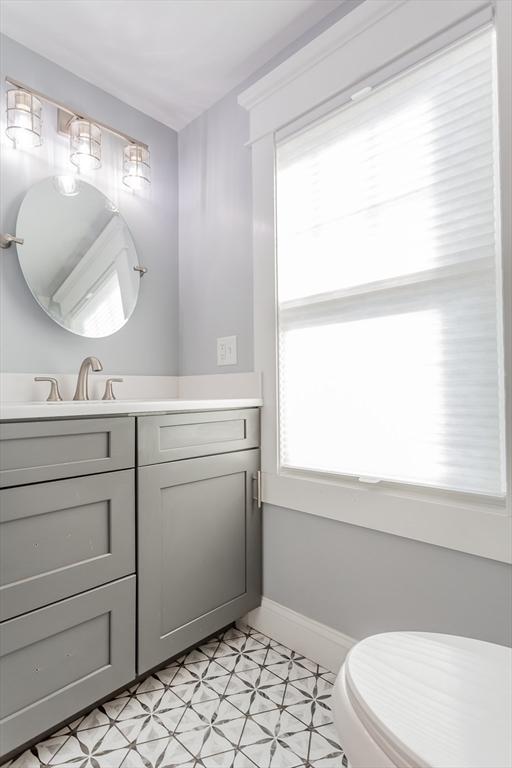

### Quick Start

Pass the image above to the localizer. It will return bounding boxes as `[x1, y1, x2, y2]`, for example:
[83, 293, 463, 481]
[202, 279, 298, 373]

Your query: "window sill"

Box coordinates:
[262, 470, 512, 564]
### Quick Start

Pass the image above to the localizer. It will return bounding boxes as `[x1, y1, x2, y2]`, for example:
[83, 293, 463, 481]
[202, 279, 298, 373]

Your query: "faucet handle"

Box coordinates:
[102, 378, 123, 401]
[34, 377, 63, 402]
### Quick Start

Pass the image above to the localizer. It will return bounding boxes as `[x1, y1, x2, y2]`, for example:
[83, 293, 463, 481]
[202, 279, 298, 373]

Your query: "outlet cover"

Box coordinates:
[217, 335, 237, 366]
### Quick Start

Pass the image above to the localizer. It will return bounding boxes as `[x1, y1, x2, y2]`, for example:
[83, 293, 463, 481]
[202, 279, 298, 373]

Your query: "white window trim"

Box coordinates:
[239, 0, 512, 563]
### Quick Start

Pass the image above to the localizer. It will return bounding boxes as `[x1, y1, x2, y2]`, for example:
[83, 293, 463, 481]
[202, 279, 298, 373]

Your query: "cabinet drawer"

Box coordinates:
[0, 417, 135, 488]
[138, 409, 259, 465]
[0, 576, 135, 758]
[0, 470, 135, 621]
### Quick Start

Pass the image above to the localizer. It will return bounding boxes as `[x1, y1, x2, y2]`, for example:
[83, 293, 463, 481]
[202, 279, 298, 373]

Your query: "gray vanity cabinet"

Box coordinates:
[0, 407, 260, 759]
[138, 444, 261, 673]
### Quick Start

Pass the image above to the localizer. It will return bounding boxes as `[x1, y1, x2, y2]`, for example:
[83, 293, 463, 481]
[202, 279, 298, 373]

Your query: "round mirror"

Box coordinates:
[16, 176, 140, 337]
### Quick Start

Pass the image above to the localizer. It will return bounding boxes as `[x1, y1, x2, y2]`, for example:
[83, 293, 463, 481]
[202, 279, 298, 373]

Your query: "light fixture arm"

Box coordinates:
[0, 234, 24, 249]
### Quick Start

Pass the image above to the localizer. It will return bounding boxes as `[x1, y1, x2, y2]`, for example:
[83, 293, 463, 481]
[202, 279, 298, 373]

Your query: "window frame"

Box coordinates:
[240, 0, 511, 563]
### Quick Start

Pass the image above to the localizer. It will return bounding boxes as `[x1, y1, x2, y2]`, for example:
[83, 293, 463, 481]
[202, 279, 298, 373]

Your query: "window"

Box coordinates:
[276, 27, 505, 497]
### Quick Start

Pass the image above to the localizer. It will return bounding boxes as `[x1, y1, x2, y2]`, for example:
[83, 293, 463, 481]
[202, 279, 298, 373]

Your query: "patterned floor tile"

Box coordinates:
[223, 668, 287, 715]
[239, 708, 305, 747]
[48, 724, 129, 766]
[239, 741, 305, 768]
[70, 707, 111, 732]
[6, 731, 70, 768]
[283, 675, 334, 715]
[308, 724, 344, 763]
[265, 658, 318, 683]
[220, 634, 267, 655]
[214, 647, 263, 675]
[7, 623, 345, 768]
[129, 735, 193, 767]
[176, 701, 246, 760]
[200, 748, 259, 767]
[131, 674, 166, 695]
[6, 752, 42, 768]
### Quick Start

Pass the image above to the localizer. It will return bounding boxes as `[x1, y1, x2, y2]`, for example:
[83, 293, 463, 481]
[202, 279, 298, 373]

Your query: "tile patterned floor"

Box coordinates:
[6, 624, 346, 768]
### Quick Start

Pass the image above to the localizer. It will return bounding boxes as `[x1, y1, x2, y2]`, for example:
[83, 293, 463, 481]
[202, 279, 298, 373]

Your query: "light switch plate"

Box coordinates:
[217, 335, 237, 366]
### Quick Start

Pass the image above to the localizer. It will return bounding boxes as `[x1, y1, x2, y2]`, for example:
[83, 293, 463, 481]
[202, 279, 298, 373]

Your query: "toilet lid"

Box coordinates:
[344, 632, 512, 768]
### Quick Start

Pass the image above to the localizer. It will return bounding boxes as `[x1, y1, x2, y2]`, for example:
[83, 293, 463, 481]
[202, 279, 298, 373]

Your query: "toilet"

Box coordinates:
[332, 631, 512, 768]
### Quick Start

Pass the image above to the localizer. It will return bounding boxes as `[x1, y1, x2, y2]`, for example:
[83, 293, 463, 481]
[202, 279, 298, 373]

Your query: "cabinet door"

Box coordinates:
[138, 449, 261, 673]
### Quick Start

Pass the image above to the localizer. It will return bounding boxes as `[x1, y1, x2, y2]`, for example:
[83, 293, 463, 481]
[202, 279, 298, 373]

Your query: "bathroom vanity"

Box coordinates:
[0, 401, 261, 758]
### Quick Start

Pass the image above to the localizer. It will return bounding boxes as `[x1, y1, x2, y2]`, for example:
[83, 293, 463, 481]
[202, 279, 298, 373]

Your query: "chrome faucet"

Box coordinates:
[73, 356, 103, 401]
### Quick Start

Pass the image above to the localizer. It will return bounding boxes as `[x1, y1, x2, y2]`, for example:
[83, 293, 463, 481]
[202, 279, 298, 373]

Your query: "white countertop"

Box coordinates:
[0, 398, 262, 421]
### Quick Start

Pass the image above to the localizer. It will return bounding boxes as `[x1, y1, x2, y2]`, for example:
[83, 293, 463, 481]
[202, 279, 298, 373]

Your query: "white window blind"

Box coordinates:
[275, 27, 505, 497]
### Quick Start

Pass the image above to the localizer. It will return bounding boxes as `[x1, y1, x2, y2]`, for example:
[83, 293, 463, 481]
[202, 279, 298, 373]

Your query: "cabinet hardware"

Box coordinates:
[253, 470, 262, 508]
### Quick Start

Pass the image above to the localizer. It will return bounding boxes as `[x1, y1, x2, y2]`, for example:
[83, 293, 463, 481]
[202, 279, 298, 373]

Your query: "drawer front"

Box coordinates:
[0, 576, 135, 759]
[0, 417, 135, 488]
[138, 409, 260, 465]
[0, 470, 135, 621]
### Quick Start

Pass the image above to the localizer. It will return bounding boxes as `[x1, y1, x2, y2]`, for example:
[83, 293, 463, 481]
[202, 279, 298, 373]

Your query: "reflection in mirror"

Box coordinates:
[16, 176, 140, 337]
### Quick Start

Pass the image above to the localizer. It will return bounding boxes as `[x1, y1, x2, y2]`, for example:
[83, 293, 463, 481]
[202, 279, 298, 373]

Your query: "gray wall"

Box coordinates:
[178, 93, 253, 374]
[0, 35, 179, 375]
[178, 1, 362, 376]
[177, 4, 512, 645]
[264, 505, 512, 646]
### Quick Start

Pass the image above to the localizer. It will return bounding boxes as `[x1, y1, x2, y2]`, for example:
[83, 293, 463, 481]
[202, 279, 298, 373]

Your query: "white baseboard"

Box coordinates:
[242, 597, 356, 673]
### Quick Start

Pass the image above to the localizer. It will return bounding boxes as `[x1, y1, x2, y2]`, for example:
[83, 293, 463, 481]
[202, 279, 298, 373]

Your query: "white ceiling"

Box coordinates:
[1, 0, 344, 130]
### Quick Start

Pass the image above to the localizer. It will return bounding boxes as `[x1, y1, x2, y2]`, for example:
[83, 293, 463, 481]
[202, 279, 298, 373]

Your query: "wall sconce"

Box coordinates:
[4, 77, 150, 191]
[69, 118, 102, 171]
[123, 144, 150, 190]
[6, 88, 42, 148]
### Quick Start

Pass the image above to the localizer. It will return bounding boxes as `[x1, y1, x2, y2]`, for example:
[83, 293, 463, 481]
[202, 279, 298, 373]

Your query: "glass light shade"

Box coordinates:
[70, 119, 101, 170]
[123, 144, 150, 189]
[6, 89, 42, 148]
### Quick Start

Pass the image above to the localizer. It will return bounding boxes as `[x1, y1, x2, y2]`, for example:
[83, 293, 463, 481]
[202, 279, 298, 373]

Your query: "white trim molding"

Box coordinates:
[242, 597, 356, 673]
[240, 0, 512, 563]
[238, 0, 492, 143]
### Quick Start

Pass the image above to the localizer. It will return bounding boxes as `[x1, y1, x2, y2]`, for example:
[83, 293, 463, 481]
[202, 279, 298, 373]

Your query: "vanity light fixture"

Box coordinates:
[69, 118, 102, 171]
[4, 77, 151, 190]
[6, 88, 42, 148]
[123, 143, 150, 190]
